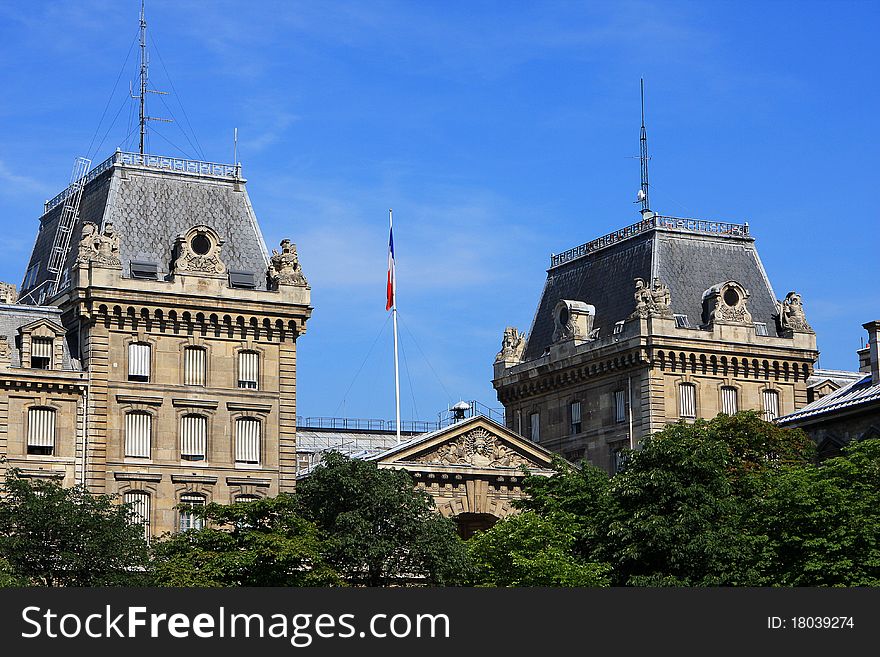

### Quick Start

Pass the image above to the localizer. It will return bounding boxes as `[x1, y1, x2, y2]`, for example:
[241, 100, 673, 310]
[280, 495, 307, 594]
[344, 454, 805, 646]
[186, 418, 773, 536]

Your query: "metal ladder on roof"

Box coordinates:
[45, 156, 91, 298]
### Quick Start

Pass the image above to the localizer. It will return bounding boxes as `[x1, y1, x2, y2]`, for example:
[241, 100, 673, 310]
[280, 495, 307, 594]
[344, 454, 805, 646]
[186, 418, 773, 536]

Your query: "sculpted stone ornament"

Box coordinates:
[76, 221, 122, 267]
[415, 428, 530, 468]
[553, 300, 595, 343]
[495, 327, 526, 364]
[0, 282, 17, 304]
[268, 239, 308, 287]
[777, 291, 813, 333]
[702, 281, 752, 326]
[630, 277, 673, 319]
[172, 226, 227, 277]
[0, 334, 10, 367]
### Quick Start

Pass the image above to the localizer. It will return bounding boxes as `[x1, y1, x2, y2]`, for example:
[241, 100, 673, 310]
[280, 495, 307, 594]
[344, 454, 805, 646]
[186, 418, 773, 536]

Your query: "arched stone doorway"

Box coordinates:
[455, 512, 499, 540]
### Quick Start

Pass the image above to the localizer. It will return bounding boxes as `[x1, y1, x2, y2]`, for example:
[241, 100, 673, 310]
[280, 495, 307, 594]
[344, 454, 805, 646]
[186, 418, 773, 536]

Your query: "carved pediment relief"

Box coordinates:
[172, 225, 227, 277]
[702, 280, 751, 327]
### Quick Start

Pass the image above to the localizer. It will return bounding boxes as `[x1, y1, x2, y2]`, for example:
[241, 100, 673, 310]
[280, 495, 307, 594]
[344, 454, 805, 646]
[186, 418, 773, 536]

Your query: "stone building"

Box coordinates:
[777, 320, 880, 457]
[1, 150, 312, 538]
[493, 213, 819, 472]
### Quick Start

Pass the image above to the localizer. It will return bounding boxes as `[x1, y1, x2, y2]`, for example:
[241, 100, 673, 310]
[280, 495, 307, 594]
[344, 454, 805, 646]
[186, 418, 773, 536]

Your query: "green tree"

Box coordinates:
[758, 439, 880, 586]
[295, 452, 473, 586]
[468, 511, 610, 586]
[0, 470, 150, 586]
[151, 494, 339, 587]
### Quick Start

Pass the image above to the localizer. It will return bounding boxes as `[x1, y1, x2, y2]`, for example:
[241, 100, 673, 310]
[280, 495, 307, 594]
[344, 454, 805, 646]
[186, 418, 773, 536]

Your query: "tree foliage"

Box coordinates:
[295, 452, 473, 586]
[0, 470, 150, 586]
[151, 494, 339, 587]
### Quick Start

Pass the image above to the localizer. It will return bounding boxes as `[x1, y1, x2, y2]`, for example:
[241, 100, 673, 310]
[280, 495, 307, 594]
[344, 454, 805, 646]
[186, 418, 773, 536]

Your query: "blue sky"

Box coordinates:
[0, 1, 877, 424]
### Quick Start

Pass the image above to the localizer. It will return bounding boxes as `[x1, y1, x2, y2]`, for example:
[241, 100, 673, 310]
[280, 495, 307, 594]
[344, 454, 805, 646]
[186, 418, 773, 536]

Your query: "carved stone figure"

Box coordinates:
[0, 282, 17, 304]
[269, 239, 308, 287]
[495, 326, 526, 363]
[415, 428, 531, 469]
[630, 277, 673, 318]
[777, 291, 813, 333]
[76, 221, 121, 267]
[0, 335, 10, 367]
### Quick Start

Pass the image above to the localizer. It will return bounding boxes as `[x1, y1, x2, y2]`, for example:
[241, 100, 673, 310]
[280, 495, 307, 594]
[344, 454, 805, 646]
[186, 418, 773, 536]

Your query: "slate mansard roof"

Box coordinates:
[19, 152, 271, 303]
[523, 215, 780, 361]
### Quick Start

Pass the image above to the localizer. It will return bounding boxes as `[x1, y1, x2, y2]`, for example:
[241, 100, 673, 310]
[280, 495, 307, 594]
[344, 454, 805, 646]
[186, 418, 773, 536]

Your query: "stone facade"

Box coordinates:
[1, 153, 312, 538]
[493, 215, 819, 471]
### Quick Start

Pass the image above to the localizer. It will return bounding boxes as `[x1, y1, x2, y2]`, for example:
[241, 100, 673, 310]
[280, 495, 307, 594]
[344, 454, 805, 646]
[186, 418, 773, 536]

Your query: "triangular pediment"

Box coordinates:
[18, 317, 66, 338]
[372, 415, 557, 473]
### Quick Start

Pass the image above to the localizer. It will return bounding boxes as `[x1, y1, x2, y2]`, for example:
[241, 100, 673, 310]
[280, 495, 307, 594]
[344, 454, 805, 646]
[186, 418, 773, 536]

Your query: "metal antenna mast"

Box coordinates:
[132, 0, 171, 154]
[639, 78, 650, 213]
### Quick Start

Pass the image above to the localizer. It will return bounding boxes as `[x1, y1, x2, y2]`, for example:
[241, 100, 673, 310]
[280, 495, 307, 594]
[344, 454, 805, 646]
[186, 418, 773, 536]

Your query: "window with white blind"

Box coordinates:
[235, 417, 261, 465]
[614, 390, 626, 424]
[183, 347, 207, 386]
[27, 407, 56, 455]
[125, 411, 152, 458]
[179, 493, 205, 532]
[31, 337, 53, 370]
[128, 343, 151, 382]
[180, 414, 207, 461]
[763, 390, 780, 421]
[124, 491, 151, 541]
[238, 351, 259, 389]
[679, 383, 696, 419]
[530, 412, 540, 442]
[721, 386, 738, 415]
[570, 401, 582, 435]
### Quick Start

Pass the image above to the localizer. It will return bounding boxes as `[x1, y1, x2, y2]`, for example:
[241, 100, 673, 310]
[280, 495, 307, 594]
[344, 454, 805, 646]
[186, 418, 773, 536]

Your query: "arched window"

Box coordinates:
[128, 342, 151, 382]
[180, 414, 207, 461]
[124, 490, 151, 541]
[179, 493, 206, 532]
[27, 407, 56, 455]
[763, 390, 780, 421]
[679, 383, 696, 419]
[235, 417, 261, 465]
[238, 350, 259, 389]
[183, 346, 207, 386]
[721, 386, 738, 415]
[125, 411, 152, 458]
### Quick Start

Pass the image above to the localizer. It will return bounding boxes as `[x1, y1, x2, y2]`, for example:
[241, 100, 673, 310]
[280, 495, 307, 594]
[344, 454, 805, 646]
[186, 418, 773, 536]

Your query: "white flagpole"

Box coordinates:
[390, 209, 402, 444]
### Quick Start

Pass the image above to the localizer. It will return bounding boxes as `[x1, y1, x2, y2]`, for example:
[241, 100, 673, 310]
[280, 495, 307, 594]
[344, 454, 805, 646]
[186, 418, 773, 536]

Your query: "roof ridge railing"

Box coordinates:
[550, 214, 751, 268]
[43, 150, 240, 215]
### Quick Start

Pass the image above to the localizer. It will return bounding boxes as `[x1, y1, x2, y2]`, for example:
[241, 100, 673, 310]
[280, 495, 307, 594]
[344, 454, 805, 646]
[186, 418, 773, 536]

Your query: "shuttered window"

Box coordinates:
[679, 383, 696, 418]
[235, 417, 261, 465]
[125, 412, 152, 458]
[124, 491, 151, 541]
[721, 386, 738, 415]
[570, 401, 582, 435]
[614, 390, 626, 424]
[238, 351, 259, 389]
[31, 337, 53, 369]
[180, 414, 207, 461]
[27, 407, 56, 455]
[179, 493, 205, 532]
[530, 412, 540, 442]
[128, 343, 151, 381]
[183, 347, 207, 386]
[763, 390, 780, 421]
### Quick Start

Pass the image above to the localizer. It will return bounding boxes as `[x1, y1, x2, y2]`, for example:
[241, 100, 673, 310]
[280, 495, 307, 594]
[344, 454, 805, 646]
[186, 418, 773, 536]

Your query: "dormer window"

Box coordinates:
[31, 337, 53, 369]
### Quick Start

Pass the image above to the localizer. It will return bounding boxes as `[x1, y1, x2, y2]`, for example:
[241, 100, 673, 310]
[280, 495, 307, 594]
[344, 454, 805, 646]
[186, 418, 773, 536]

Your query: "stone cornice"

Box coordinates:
[171, 474, 219, 485]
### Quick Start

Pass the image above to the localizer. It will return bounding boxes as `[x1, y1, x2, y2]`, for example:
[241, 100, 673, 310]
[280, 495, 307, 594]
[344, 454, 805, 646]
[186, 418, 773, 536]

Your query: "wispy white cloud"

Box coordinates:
[0, 159, 53, 197]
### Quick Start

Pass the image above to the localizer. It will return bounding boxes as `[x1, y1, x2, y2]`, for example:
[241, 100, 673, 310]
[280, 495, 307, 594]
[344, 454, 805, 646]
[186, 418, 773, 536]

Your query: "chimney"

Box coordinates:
[863, 320, 880, 384]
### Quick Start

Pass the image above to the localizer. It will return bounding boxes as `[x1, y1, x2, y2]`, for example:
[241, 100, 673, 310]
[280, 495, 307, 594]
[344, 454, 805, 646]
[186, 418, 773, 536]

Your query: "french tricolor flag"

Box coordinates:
[386, 216, 396, 311]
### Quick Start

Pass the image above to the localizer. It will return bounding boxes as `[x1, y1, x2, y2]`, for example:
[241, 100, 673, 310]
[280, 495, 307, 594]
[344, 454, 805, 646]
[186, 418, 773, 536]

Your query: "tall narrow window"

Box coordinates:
[180, 414, 207, 461]
[31, 337, 53, 370]
[679, 383, 697, 419]
[235, 417, 261, 465]
[179, 493, 206, 532]
[721, 386, 738, 415]
[614, 390, 626, 424]
[124, 491, 151, 541]
[530, 412, 540, 443]
[763, 390, 780, 421]
[183, 346, 207, 386]
[238, 351, 259, 389]
[128, 343, 151, 382]
[570, 401, 582, 435]
[27, 407, 56, 455]
[125, 411, 152, 458]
